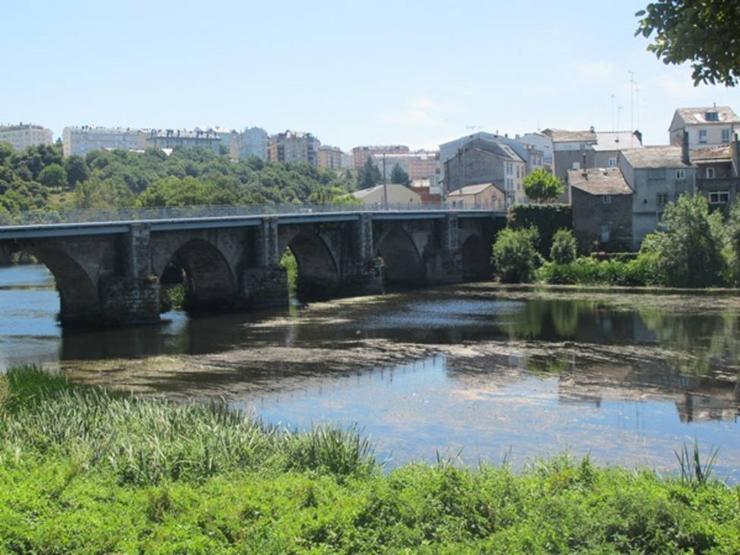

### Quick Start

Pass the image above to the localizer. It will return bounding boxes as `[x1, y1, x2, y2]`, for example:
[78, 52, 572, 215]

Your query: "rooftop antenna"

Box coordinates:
[610, 93, 616, 131]
[628, 70, 636, 133]
[617, 105, 623, 133]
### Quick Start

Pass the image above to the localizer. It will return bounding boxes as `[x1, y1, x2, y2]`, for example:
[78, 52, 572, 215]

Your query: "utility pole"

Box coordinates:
[382, 153, 388, 209]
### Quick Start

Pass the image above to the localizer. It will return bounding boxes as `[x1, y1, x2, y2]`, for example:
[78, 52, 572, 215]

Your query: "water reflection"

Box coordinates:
[0, 265, 738, 480]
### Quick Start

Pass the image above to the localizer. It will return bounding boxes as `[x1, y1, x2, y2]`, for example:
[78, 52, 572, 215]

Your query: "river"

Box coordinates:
[1, 264, 739, 481]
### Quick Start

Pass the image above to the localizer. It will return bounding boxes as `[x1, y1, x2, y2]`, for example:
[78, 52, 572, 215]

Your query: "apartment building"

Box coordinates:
[369, 150, 439, 181]
[146, 129, 222, 153]
[237, 127, 268, 160]
[62, 126, 146, 157]
[318, 145, 345, 170]
[268, 131, 321, 166]
[352, 145, 409, 170]
[669, 106, 739, 150]
[692, 137, 740, 206]
[0, 124, 53, 150]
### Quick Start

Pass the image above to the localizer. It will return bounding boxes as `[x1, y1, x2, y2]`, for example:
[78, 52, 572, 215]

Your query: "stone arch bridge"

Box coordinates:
[0, 209, 505, 328]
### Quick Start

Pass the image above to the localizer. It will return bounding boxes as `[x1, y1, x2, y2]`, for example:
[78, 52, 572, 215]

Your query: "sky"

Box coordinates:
[2, 0, 738, 151]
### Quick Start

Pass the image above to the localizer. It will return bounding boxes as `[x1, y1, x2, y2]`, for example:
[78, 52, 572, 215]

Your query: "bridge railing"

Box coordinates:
[0, 202, 505, 227]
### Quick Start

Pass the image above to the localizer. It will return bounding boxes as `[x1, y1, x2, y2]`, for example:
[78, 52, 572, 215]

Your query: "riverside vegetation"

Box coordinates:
[1, 367, 739, 553]
[495, 194, 740, 288]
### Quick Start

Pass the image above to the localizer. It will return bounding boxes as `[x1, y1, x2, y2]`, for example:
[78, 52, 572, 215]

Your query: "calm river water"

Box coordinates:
[1, 264, 739, 481]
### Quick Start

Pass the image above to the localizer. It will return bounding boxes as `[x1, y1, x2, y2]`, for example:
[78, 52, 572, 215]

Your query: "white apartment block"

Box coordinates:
[0, 124, 53, 150]
[237, 127, 268, 160]
[63, 126, 146, 157]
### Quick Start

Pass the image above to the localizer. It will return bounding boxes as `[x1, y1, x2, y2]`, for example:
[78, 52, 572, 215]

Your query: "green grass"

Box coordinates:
[1, 366, 739, 553]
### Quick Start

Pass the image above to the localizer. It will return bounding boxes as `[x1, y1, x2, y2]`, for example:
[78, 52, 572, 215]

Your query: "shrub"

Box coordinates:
[509, 204, 572, 256]
[646, 194, 725, 287]
[492, 227, 541, 283]
[550, 229, 577, 264]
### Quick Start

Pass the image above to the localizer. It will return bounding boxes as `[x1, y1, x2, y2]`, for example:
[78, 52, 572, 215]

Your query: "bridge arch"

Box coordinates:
[461, 234, 491, 280]
[160, 238, 237, 312]
[29, 247, 101, 326]
[281, 231, 340, 300]
[375, 226, 425, 287]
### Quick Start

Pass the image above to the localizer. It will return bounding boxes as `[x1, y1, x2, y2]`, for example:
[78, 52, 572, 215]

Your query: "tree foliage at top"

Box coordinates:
[636, 0, 740, 86]
[522, 168, 564, 203]
[641, 194, 725, 287]
[492, 226, 541, 283]
[357, 157, 382, 189]
[0, 142, 358, 220]
[390, 163, 410, 186]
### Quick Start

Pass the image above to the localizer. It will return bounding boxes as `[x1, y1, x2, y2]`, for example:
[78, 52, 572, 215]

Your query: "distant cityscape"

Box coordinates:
[1, 104, 739, 251]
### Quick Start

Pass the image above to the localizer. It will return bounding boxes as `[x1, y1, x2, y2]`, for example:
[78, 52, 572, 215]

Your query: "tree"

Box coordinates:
[492, 227, 541, 283]
[644, 194, 725, 287]
[38, 163, 68, 189]
[522, 168, 564, 203]
[357, 157, 382, 189]
[390, 163, 410, 186]
[636, 1, 740, 86]
[550, 229, 577, 264]
[64, 155, 89, 187]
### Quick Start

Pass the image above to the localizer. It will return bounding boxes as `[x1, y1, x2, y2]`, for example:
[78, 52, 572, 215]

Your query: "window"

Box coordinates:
[572, 161, 581, 170]
[676, 169, 686, 180]
[698, 129, 707, 143]
[706, 167, 716, 179]
[600, 224, 611, 243]
[506, 162, 513, 175]
[601, 195, 612, 204]
[721, 129, 731, 142]
[709, 191, 730, 204]
[607, 157, 617, 167]
[657, 193, 668, 207]
[705, 111, 719, 122]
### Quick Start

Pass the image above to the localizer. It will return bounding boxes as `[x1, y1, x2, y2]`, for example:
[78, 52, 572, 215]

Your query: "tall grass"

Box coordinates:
[675, 441, 720, 485]
[0, 366, 376, 484]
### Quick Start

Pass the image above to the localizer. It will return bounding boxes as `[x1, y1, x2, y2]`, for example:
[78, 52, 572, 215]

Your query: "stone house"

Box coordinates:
[443, 138, 526, 206]
[618, 143, 696, 248]
[569, 168, 633, 252]
[692, 138, 740, 207]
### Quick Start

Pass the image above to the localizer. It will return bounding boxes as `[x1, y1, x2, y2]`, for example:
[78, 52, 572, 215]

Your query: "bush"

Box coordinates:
[509, 204, 572, 257]
[536, 254, 657, 286]
[550, 229, 576, 264]
[492, 227, 541, 283]
[646, 194, 725, 288]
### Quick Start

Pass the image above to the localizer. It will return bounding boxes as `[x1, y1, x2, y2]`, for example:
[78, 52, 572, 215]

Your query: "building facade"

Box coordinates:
[62, 126, 147, 157]
[443, 138, 526, 205]
[569, 168, 633, 252]
[351, 145, 409, 170]
[146, 129, 222, 153]
[447, 183, 506, 210]
[352, 184, 422, 207]
[318, 145, 345, 170]
[269, 131, 321, 166]
[370, 150, 439, 181]
[237, 127, 269, 160]
[693, 139, 740, 207]
[669, 106, 739, 150]
[0, 124, 53, 150]
[618, 145, 696, 248]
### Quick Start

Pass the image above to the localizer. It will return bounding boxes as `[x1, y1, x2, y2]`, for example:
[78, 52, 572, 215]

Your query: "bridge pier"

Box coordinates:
[242, 218, 289, 307]
[100, 224, 161, 326]
[425, 214, 464, 285]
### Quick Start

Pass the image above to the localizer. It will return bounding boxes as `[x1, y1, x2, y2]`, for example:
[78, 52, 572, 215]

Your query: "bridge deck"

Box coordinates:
[0, 208, 505, 241]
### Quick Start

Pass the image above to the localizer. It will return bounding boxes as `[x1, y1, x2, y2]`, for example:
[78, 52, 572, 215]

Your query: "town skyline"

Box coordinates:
[3, 0, 739, 151]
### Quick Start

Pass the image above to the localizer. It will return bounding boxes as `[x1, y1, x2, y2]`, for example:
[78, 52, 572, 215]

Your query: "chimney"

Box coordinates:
[732, 132, 740, 178]
[681, 130, 690, 165]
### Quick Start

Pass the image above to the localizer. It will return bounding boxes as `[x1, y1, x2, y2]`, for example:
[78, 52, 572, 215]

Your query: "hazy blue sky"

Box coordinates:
[2, 0, 738, 150]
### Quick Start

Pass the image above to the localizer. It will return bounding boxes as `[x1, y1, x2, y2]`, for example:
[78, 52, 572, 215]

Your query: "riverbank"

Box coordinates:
[1, 367, 738, 553]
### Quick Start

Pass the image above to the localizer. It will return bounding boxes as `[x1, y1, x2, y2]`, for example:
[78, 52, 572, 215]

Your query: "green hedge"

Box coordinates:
[509, 204, 572, 256]
[535, 256, 656, 286]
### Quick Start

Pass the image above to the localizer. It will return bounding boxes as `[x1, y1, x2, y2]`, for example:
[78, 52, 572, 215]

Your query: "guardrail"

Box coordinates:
[0, 203, 506, 227]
